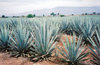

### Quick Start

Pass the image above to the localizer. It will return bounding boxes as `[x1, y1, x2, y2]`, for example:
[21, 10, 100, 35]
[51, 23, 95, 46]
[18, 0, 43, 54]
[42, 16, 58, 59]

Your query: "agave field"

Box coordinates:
[0, 15, 100, 65]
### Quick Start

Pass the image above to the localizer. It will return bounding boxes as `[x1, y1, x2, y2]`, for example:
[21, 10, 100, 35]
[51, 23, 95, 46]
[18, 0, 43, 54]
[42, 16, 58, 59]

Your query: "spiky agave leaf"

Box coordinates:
[0, 25, 10, 52]
[88, 29, 100, 65]
[29, 20, 60, 61]
[9, 22, 33, 57]
[58, 33, 89, 65]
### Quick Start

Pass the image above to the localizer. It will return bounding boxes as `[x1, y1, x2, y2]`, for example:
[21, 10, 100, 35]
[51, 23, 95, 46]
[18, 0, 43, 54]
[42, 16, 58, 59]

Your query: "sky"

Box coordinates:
[0, 0, 100, 16]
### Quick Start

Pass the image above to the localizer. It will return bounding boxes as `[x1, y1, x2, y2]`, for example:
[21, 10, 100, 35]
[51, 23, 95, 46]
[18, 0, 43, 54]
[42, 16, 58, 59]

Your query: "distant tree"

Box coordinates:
[27, 14, 33, 18]
[60, 15, 65, 17]
[43, 14, 45, 17]
[33, 14, 36, 17]
[98, 13, 100, 15]
[50, 12, 54, 15]
[93, 12, 96, 14]
[13, 16, 16, 18]
[57, 13, 60, 15]
[85, 13, 88, 15]
[50, 12, 56, 16]
[2, 15, 5, 18]
[54, 14, 56, 16]
[72, 14, 74, 16]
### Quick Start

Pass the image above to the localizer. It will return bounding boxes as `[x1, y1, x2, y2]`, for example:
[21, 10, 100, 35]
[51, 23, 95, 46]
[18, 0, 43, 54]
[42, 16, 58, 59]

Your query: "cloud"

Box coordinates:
[0, 0, 100, 16]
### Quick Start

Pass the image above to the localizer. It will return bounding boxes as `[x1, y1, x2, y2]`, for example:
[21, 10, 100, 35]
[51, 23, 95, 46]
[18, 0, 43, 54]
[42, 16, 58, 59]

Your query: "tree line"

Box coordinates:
[1, 12, 100, 18]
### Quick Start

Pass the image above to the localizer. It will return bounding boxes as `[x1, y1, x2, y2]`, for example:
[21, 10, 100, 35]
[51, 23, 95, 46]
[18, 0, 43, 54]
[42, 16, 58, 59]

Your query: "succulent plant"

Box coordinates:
[9, 22, 33, 57]
[88, 30, 100, 65]
[58, 33, 89, 65]
[29, 20, 60, 61]
[0, 25, 10, 52]
[71, 18, 96, 44]
[80, 21, 96, 42]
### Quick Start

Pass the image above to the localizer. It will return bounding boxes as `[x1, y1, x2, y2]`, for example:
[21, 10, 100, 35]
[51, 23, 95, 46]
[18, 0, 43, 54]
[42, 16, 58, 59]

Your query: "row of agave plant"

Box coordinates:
[61, 16, 100, 43]
[0, 17, 100, 65]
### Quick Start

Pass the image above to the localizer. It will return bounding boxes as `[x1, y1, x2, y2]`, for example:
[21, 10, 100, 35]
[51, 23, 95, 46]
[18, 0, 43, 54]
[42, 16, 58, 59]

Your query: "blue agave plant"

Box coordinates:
[58, 33, 89, 65]
[88, 29, 100, 65]
[0, 25, 10, 52]
[29, 20, 60, 61]
[9, 22, 33, 57]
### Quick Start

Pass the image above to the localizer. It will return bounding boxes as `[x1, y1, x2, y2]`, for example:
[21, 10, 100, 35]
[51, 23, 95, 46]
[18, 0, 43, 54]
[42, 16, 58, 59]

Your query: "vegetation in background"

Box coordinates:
[50, 12, 56, 16]
[93, 12, 96, 15]
[60, 15, 65, 17]
[85, 13, 88, 15]
[2, 15, 6, 18]
[33, 14, 36, 17]
[27, 14, 33, 18]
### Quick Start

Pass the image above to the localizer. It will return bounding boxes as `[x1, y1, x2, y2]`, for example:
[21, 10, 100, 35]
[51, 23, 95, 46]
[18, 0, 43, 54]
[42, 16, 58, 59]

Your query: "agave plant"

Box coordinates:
[29, 20, 60, 61]
[58, 34, 89, 65]
[80, 21, 96, 42]
[71, 18, 96, 43]
[88, 29, 100, 65]
[0, 25, 10, 52]
[60, 18, 71, 34]
[8, 19, 18, 30]
[9, 22, 33, 57]
[70, 17, 83, 36]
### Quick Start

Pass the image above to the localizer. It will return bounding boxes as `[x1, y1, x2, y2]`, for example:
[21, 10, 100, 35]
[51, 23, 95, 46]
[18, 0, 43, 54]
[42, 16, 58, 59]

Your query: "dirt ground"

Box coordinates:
[0, 53, 67, 65]
[0, 34, 95, 65]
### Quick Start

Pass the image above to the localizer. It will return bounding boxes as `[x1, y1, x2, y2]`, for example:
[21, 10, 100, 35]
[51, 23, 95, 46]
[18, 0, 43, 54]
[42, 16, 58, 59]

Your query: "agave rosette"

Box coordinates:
[58, 34, 88, 65]
[29, 20, 60, 61]
[9, 22, 33, 57]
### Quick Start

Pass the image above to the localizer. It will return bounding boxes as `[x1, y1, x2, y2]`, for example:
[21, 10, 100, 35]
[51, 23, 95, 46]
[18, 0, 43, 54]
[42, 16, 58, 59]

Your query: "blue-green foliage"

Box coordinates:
[9, 22, 33, 57]
[0, 15, 100, 62]
[88, 29, 100, 65]
[58, 34, 89, 65]
[29, 20, 60, 61]
[70, 17, 97, 43]
[0, 25, 10, 51]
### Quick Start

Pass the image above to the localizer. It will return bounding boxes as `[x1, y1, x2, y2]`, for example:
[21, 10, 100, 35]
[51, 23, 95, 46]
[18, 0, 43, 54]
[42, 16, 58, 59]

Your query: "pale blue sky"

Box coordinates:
[0, 0, 100, 16]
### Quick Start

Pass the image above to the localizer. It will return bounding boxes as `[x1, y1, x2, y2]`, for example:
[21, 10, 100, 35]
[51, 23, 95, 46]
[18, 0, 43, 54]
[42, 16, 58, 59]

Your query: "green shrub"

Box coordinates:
[27, 14, 33, 18]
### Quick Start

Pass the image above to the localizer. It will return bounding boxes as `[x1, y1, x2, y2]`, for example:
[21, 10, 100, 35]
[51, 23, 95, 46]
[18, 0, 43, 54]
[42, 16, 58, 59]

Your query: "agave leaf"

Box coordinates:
[90, 53, 99, 61]
[77, 52, 89, 62]
[90, 59, 100, 65]
[94, 37, 100, 48]
[89, 46, 99, 58]
[58, 47, 69, 59]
